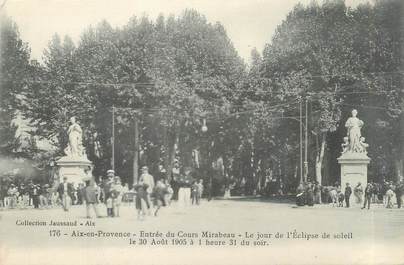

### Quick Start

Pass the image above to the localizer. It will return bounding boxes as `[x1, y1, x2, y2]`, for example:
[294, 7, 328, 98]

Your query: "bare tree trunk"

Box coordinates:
[133, 118, 139, 184]
[315, 133, 326, 185]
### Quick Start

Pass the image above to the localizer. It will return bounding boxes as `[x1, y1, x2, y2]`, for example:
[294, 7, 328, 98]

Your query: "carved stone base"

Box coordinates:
[338, 152, 370, 194]
[56, 156, 93, 188]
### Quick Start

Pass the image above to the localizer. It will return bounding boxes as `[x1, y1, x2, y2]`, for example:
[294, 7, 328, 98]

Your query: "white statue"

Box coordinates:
[359, 137, 369, 154]
[341, 136, 349, 154]
[345, 109, 365, 153]
[64, 117, 84, 157]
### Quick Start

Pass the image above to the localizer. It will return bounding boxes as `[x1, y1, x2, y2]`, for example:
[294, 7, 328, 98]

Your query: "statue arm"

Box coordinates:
[345, 118, 351, 128]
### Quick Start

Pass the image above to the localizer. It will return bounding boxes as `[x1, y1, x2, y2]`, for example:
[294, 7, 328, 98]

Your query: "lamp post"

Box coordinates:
[111, 105, 115, 172]
[299, 98, 303, 184]
[277, 109, 309, 184]
[304, 98, 309, 182]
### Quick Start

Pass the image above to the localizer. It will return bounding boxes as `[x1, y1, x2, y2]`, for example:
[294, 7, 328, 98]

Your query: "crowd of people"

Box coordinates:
[295, 180, 404, 210]
[71, 165, 205, 219]
[2, 168, 403, 217]
[0, 165, 206, 220]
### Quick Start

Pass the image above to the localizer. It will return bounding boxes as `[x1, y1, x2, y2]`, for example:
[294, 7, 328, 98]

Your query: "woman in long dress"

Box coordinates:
[345, 109, 364, 152]
[67, 117, 83, 156]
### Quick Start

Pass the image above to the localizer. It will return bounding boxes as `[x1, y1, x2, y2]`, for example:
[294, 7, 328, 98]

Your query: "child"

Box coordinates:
[338, 190, 345, 207]
[106, 193, 114, 217]
[134, 182, 149, 220]
[191, 181, 199, 205]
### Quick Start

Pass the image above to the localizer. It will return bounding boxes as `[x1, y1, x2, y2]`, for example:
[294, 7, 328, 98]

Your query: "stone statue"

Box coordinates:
[341, 137, 349, 154]
[359, 137, 369, 154]
[345, 109, 366, 153]
[64, 117, 84, 157]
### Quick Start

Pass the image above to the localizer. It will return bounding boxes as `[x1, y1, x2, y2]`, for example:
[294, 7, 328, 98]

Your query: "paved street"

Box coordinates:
[1, 198, 404, 265]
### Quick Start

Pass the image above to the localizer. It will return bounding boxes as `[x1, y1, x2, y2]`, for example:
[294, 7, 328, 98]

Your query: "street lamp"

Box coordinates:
[276, 106, 310, 183]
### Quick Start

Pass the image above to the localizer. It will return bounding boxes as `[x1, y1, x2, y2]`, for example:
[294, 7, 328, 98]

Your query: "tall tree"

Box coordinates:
[0, 15, 30, 157]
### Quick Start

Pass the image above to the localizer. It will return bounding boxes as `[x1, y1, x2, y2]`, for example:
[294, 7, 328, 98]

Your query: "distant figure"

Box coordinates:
[134, 181, 149, 221]
[82, 180, 100, 218]
[329, 188, 338, 207]
[354, 182, 363, 204]
[361, 183, 373, 210]
[344, 183, 352, 208]
[153, 180, 167, 216]
[139, 166, 155, 214]
[296, 183, 305, 206]
[305, 183, 314, 206]
[57, 176, 73, 211]
[385, 186, 395, 209]
[337, 190, 344, 207]
[111, 177, 123, 217]
[177, 167, 193, 208]
[163, 179, 173, 205]
[196, 179, 204, 205]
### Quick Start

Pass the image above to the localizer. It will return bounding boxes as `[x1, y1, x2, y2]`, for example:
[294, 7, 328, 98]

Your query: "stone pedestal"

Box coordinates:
[56, 156, 93, 188]
[338, 152, 370, 193]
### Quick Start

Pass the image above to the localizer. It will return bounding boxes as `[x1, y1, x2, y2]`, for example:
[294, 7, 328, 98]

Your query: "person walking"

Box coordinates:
[57, 176, 73, 211]
[134, 181, 149, 220]
[139, 166, 155, 215]
[111, 177, 123, 217]
[344, 183, 352, 208]
[82, 180, 100, 218]
[361, 183, 373, 210]
[153, 179, 167, 216]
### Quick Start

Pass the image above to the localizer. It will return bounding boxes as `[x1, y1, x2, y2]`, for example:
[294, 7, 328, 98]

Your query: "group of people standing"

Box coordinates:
[352, 181, 403, 210]
[296, 180, 404, 210]
[55, 165, 205, 220]
[1, 181, 61, 210]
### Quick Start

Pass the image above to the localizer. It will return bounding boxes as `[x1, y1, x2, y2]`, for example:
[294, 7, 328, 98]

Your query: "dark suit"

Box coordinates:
[57, 182, 73, 211]
[344, 186, 352, 208]
[362, 184, 373, 209]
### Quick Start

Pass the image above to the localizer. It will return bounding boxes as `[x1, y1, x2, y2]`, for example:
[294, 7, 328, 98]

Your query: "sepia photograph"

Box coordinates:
[0, 0, 403, 264]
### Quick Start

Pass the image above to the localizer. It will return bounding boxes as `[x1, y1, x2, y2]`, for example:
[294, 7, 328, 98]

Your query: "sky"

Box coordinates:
[3, 0, 369, 64]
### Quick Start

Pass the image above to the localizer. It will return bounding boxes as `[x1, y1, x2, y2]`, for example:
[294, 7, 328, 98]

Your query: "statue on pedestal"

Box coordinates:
[57, 116, 92, 187]
[343, 109, 368, 154]
[338, 109, 370, 194]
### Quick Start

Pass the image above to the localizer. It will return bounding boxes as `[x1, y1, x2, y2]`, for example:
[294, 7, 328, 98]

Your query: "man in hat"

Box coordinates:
[177, 167, 193, 208]
[31, 183, 41, 209]
[139, 166, 155, 214]
[57, 176, 73, 211]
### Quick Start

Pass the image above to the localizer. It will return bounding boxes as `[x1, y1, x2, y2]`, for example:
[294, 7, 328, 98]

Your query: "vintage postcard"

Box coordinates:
[0, 0, 403, 264]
